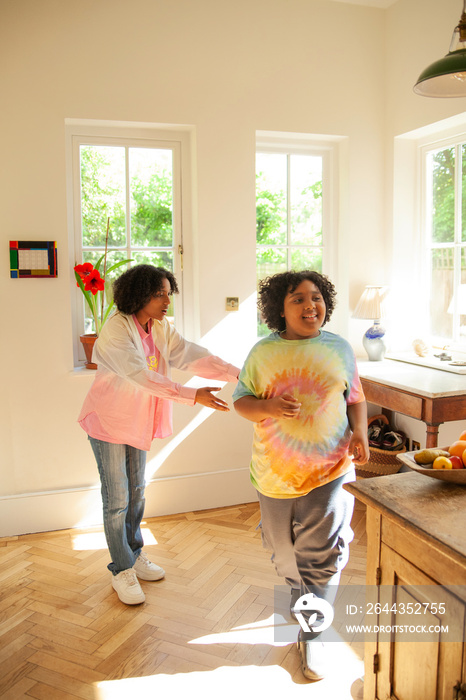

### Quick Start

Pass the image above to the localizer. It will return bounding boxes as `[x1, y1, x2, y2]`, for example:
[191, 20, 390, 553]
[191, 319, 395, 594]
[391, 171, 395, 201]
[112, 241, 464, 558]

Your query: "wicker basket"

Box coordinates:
[355, 414, 406, 479]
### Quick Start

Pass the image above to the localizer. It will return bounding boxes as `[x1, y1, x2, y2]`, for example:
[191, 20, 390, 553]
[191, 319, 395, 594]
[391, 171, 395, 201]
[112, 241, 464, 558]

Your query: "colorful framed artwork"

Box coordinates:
[10, 241, 58, 278]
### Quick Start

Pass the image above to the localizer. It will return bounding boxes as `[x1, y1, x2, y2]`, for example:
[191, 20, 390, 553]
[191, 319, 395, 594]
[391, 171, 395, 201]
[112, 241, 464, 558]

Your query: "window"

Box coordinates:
[423, 139, 466, 347]
[256, 134, 337, 336]
[67, 123, 193, 365]
[77, 142, 177, 332]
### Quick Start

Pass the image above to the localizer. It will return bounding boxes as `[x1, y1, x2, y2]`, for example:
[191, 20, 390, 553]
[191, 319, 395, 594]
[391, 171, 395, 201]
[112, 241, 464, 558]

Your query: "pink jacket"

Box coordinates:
[78, 312, 239, 450]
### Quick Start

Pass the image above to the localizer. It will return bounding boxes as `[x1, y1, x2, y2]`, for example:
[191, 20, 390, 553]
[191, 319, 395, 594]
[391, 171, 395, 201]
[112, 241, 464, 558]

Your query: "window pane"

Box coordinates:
[430, 247, 453, 339]
[462, 145, 466, 243]
[256, 147, 326, 337]
[131, 250, 174, 269]
[83, 248, 128, 271]
[256, 153, 287, 245]
[290, 247, 322, 271]
[429, 147, 455, 244]
[256, 248, 287, 337]
[80, 146, 126, 247]
[290, 154, 323, 246]
[132, 251, 175, 320]
[130, 148, 173, 248]
[256, 247, 287, 282]
[81, 250, 131, 332]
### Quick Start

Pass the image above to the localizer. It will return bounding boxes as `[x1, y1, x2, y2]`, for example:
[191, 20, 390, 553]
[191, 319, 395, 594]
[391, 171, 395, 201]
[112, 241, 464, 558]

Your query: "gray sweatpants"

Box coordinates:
[257, 469, 355, 604]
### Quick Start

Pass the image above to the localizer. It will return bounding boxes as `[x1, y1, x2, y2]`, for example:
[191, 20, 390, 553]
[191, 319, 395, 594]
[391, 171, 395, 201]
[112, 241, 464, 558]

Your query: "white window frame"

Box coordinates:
[66, 120, 195, 367]
[391, 114, 466, 360]
[420, 136, 466, 349]
[255, 130, 345, 334]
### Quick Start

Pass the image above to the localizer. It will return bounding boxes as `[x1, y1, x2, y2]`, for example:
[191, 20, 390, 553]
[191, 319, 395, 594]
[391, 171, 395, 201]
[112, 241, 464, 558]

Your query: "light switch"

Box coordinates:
[226, 297, 239, 311]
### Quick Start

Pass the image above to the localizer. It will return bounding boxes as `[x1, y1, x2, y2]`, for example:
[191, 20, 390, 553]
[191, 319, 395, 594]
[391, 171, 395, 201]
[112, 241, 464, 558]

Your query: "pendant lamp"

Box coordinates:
[414, 0, 466, 97]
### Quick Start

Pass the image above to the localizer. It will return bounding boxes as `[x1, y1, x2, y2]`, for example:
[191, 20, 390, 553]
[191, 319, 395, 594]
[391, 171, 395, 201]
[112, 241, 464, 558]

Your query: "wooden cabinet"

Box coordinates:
[345, 473, 466, 700]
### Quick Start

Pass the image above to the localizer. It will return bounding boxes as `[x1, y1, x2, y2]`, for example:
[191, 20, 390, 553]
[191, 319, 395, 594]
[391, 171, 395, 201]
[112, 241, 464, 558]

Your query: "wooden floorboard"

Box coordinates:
[0, 500, 367, 699]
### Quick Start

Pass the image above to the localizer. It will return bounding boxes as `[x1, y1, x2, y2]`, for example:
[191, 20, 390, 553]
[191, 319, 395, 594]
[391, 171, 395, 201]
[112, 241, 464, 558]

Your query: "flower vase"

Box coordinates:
[80, 333, 98, 369]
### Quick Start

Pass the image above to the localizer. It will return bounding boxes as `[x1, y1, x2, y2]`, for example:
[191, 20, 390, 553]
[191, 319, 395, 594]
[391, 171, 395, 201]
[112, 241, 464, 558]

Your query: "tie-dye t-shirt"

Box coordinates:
[233, 331, 365, 498]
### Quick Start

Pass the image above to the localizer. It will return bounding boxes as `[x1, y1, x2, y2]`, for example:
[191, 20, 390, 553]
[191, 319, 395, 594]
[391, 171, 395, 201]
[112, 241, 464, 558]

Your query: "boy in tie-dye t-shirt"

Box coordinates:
[233, 270, 369, 681]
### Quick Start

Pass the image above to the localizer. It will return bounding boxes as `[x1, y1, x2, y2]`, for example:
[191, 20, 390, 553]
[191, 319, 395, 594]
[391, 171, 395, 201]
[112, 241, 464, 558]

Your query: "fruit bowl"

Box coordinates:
[397, 449, 466, 484]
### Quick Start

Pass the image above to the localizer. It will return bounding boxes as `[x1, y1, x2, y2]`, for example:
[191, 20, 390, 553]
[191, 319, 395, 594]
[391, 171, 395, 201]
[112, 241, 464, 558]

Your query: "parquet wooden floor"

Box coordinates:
[0, 499, 367, 700]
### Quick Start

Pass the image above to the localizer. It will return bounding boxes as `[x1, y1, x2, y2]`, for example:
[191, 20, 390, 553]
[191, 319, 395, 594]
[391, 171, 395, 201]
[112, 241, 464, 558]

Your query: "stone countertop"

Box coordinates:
[357, 358, 466, 399]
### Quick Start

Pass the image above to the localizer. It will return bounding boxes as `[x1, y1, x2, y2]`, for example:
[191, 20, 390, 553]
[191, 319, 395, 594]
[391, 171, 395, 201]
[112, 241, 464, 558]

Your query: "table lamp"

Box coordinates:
[353, 286, 388, 361]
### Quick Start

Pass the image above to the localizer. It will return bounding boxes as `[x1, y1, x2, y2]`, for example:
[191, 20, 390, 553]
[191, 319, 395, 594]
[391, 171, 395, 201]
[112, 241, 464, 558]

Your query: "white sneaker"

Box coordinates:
[133, 551, 165, 581]
[112, 568, 145, 605]
[297, 630, 327, 681]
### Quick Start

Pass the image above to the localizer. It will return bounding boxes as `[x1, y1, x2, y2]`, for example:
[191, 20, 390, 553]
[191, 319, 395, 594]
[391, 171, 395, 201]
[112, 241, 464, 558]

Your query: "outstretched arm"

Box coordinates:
[347, 401, 370, 465]
[234, 393, 301, 422]
[195, 387, 230, 412]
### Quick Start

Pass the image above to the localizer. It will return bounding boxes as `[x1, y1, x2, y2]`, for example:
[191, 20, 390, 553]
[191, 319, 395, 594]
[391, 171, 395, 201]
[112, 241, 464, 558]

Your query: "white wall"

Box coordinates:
[0, 0, 400, 536]
[384, 0, 466, 448]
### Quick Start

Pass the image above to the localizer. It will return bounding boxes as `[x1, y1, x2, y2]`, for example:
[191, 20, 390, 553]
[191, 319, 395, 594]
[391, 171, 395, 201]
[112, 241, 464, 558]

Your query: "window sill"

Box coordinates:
[70, 365, 97, 376]
[385, 351, 466, 375]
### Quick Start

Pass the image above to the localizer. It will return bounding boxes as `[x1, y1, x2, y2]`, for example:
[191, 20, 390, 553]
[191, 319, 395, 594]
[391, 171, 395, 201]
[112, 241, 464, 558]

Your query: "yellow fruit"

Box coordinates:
[414, 448, 450, 465]
[433, 456, 453, 470]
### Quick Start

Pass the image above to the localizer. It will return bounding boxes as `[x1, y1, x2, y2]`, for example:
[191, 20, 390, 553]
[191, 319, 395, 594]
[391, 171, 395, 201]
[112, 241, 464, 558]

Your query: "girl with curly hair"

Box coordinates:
[233, 270, 369, 681]
[78, 265, 239, 605]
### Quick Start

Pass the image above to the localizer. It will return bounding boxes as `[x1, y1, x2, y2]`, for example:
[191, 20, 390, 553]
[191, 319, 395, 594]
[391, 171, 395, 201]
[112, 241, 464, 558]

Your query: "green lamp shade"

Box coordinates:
[414, 49, 466, 97]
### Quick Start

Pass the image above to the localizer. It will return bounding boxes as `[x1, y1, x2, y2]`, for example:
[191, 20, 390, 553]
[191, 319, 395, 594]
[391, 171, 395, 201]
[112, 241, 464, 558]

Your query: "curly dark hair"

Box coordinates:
[258, 270, 337, 332]
[112, 264, 179, 315]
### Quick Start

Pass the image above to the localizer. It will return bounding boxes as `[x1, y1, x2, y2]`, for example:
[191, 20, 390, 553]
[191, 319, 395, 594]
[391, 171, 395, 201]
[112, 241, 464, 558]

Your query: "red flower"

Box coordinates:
[74, 262, 94, 281]
[84, 269, 105, 295]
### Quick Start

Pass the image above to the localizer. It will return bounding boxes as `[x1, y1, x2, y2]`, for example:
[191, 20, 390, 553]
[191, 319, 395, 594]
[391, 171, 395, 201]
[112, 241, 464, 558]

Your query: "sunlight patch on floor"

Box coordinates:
[95, 661, 363, 700]
[189, 613, 297, 646]
[71, 526, 157, 551]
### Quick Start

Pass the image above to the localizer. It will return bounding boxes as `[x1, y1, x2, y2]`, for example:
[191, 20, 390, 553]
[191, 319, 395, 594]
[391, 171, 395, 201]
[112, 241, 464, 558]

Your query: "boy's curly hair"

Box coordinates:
[258, 270, 337, 333]
[113, 264, 179, 315]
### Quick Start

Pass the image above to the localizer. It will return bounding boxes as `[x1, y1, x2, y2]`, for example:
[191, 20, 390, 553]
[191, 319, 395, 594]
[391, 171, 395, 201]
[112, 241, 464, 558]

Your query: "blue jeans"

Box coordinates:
[89, 436, 147, 575]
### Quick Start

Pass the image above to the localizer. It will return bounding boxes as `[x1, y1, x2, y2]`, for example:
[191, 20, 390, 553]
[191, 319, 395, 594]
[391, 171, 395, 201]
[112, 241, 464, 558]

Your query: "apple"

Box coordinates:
[433, 456, 453, 469]
[450, 455, 464, 469]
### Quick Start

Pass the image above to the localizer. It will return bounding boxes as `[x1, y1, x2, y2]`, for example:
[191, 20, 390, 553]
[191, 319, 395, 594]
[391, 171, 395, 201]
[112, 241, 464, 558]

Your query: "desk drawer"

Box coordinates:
[361, 380, 423, 418]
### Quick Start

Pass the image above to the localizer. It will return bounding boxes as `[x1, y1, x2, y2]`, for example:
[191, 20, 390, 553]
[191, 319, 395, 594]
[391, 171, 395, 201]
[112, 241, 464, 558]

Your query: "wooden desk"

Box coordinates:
[357, 359, 466, 448]
[345, 473, 466, 700]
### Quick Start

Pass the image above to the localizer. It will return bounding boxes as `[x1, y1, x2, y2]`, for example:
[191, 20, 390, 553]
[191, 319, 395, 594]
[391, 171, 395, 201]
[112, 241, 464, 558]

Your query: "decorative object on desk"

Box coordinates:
[353, 285, 388, 361]
[10, 240, 57, 278]
[356, 414, 406, 479]
[75, 218, 132, 368]
[412, 338, 429, 357]
[414, 0, 466, 97]
[434, 351, 452, 361]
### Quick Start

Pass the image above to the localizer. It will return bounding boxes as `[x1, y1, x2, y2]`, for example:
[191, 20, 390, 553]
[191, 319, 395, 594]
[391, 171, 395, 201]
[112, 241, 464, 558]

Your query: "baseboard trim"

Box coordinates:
[0, 468, 257, 537]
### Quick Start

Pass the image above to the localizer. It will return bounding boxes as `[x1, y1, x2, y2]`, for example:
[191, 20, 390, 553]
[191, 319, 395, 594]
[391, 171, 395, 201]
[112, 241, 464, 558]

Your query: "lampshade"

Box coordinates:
[353, 286, 388, 321]
[414, 1, 466, 97]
